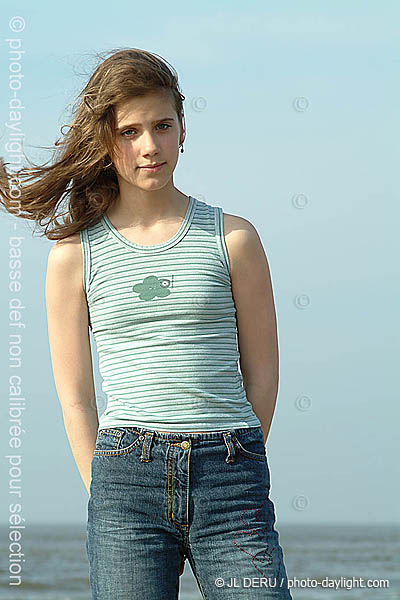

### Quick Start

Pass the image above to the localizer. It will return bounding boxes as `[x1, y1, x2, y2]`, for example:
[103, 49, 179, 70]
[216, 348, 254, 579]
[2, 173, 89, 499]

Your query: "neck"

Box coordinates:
[107, 182, 188, 228]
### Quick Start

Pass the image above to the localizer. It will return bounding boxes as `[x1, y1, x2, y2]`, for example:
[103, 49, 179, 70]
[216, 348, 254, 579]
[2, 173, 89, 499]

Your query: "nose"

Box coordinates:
[140, 132, 160, 155]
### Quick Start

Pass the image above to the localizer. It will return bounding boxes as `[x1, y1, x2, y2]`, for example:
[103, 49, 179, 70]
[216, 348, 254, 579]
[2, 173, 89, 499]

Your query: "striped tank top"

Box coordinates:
[80, 195, 261, 432]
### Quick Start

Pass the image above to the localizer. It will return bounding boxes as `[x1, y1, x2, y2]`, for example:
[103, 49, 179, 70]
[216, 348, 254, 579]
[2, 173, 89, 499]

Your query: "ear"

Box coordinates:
[179, 115, 186, 146]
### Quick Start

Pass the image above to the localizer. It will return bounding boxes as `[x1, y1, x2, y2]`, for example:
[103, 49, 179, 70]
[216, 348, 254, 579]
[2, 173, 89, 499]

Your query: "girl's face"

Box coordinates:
[111, 92, 184, 192]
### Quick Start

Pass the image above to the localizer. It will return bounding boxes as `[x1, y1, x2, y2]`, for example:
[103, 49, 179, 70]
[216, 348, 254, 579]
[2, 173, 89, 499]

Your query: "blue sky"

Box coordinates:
[0, 0, 399, 524]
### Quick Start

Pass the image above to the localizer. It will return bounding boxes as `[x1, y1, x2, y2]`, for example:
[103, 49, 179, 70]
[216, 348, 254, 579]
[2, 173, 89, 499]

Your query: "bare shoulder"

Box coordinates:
[46, 232, 83, 290]
[222, 212, 265, 274]
[222, 212, 259, 239]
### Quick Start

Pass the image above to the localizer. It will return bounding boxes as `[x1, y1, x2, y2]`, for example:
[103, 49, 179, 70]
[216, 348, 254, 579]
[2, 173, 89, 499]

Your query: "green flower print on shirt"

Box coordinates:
[132, 275, 172, 301]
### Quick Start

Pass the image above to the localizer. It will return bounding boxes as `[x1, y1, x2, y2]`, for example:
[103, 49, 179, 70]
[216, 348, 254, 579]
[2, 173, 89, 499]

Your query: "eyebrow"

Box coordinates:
[116, 117, 175, 132]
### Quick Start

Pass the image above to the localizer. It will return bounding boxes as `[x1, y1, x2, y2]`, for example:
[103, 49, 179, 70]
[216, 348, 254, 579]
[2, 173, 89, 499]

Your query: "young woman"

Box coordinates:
[0, 48, 292, 599]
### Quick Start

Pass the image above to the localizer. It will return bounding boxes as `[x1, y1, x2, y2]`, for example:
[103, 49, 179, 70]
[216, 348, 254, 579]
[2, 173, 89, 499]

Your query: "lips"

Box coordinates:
[140, 162, 165, 168]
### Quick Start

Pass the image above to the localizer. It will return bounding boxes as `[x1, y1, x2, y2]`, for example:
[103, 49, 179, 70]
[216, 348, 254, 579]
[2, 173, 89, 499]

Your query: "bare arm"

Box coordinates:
[224, 214, 279, 445]
[45, 233, 98, 495]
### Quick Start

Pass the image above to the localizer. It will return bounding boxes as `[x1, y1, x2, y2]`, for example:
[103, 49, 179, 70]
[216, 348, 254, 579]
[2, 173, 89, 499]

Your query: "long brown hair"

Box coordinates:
[0, 47, 186, 240]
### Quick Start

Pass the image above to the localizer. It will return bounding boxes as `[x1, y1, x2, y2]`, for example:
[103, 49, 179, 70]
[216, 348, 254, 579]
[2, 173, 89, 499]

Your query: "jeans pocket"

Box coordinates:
[94, 427, 145, 457]
[232, 427, 266, 461]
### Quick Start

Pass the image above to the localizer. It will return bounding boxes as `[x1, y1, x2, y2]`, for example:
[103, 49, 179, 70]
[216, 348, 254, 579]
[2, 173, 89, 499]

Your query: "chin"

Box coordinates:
[135, 179, 170, 191]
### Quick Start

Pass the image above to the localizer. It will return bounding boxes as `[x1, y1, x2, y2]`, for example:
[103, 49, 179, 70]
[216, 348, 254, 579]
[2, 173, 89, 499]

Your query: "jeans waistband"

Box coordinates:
[125, 424, 262, 441]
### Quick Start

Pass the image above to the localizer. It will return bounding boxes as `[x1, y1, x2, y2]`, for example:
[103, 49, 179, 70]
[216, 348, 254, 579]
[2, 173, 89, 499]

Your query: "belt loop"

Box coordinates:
[140, 430, 154, 462]
[223, 431, 236, 464]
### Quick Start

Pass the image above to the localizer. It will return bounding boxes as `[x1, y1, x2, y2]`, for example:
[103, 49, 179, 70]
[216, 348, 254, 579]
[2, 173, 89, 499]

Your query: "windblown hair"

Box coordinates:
[0, 47, 186, 240]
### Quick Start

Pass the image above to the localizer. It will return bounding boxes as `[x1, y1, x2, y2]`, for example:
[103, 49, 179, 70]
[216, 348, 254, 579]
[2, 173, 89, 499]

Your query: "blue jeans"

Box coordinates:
[86, 425, 292, 599]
